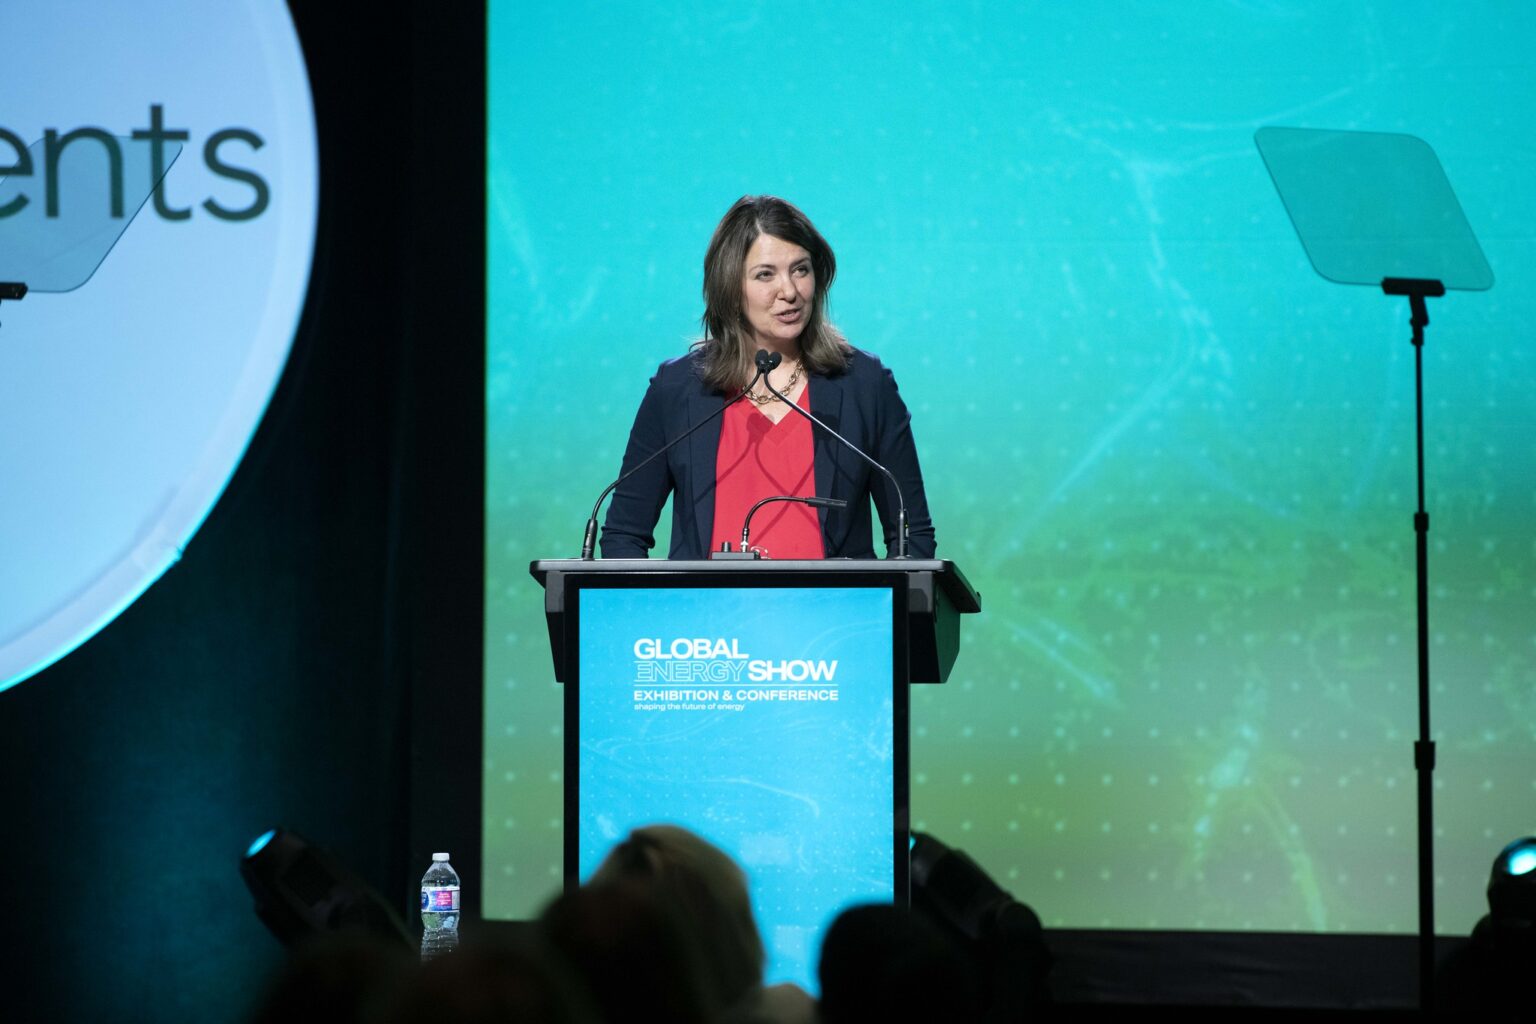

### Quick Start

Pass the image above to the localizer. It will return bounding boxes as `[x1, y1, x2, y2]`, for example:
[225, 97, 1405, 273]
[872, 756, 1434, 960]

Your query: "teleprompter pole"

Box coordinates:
[1383, 276, 1443, 1011]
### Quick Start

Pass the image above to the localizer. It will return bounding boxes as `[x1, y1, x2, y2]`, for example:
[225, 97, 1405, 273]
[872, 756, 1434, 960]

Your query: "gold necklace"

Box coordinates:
[749, 360, 803, 405]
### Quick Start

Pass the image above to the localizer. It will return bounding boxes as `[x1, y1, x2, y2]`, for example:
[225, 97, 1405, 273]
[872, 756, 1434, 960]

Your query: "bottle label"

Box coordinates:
[421, 885, 460, 911]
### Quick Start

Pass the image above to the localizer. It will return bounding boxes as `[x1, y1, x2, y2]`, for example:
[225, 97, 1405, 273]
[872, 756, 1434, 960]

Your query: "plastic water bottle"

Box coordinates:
[420, 852, 461, 961]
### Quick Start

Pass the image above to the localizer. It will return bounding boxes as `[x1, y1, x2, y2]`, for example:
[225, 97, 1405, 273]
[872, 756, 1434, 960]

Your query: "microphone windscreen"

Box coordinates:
[755, 349, 782, 373]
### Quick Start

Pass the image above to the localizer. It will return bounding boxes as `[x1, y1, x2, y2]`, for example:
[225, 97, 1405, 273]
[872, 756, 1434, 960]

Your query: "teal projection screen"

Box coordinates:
[485, 2, 1536, 934]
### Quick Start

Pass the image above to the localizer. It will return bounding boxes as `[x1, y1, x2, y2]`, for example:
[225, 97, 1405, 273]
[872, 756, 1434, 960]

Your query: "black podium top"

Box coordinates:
[530, 559, 980, 684]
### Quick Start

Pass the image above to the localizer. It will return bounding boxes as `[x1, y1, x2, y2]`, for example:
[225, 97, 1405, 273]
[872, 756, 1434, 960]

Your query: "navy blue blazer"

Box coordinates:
[600, 348, 936, 559]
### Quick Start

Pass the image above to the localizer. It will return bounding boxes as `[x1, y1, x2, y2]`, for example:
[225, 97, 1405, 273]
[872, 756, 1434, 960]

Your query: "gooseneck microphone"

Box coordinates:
[757, 348, 911, 558]
[740, 495, 848, 553]
[580, 360, 771, 559]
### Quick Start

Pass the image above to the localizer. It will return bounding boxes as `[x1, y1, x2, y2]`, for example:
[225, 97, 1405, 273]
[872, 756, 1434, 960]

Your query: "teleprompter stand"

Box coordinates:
[1257, 127, 1494, 1010]
[0, 282, 25, 327]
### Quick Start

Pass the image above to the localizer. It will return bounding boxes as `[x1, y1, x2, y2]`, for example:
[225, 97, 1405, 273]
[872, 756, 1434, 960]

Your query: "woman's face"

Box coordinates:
[740, 233, 814, 350]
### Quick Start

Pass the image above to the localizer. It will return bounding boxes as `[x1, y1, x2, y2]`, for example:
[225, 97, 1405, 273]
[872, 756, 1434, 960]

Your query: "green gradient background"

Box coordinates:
[485, 1, 1536, 932]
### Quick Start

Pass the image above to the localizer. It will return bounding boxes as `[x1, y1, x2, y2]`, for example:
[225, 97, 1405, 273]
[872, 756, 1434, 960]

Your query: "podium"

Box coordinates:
[530, 558, 980, 988]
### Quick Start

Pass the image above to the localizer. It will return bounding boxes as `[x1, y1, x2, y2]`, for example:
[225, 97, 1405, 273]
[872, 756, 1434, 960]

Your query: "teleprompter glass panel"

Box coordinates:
[1256, 126, 1492, 290]
[0, 136, 180, 292]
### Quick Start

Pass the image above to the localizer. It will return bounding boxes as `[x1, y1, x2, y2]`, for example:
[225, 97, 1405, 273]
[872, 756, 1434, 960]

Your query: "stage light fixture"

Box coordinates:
[1498, 838, 1536, 877]
[910, 831, 1043, 943]
[1488, 835, 1536, 927]
[240, 827, 413, 951]
[909, 831, 1053, 1009]
[1436, 835, 1536, 1009]
[247, 828, 277, 858]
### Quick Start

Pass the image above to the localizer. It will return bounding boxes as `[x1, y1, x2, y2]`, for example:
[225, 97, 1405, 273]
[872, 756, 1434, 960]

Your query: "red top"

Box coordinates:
[711, 384, 825, 559]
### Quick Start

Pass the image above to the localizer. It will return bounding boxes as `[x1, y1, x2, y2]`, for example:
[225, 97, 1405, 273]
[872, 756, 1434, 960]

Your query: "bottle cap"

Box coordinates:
[432, 852, 450, 861]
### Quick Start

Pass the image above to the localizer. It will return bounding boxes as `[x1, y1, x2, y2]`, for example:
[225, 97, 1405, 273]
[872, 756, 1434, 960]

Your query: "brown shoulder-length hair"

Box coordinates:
[590, 824, 765, 1011]
[695, 195, 853, 391]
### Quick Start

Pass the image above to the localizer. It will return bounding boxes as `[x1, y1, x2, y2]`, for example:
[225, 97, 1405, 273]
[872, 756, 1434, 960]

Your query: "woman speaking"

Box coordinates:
[600, 195, 935, 560]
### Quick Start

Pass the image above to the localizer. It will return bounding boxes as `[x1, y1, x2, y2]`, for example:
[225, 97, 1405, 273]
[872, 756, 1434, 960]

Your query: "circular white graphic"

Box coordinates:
[0, 0, 318, 690]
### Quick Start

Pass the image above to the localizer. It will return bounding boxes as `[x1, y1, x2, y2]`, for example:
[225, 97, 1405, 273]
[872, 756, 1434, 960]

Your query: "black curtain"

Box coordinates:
[0, 4, 485, 1020]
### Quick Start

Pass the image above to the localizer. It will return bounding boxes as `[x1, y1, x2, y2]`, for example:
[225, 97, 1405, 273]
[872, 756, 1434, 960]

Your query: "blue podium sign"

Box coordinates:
[570, 582, 906, 990]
